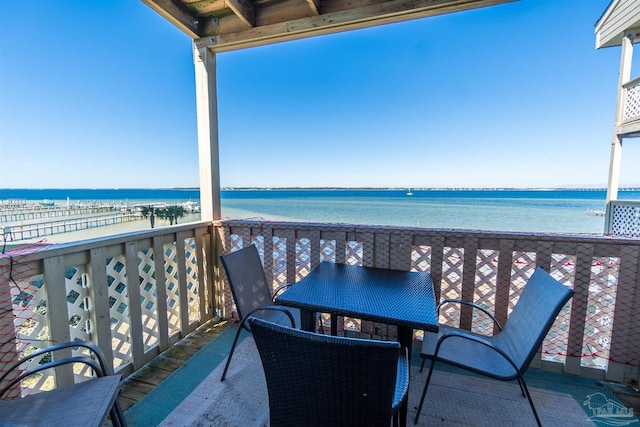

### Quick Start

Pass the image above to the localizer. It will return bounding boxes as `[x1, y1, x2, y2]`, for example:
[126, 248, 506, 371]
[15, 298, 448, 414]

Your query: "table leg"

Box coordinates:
[299, 308, 316, 332]
[397, 326, 413, 365]
[330, 314, 337, 335]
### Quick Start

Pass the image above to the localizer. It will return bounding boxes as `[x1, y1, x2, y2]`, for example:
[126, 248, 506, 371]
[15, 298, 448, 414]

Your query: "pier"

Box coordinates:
[0, 204, 118, 222]
[0, 200, 200, 243]
[1, 212, 143, 242]
[0, 200, 140, 243]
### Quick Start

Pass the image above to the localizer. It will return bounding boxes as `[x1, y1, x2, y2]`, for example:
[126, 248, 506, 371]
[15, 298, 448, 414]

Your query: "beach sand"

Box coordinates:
[3, 213, 202, 248]
[2, 206, 299, 249]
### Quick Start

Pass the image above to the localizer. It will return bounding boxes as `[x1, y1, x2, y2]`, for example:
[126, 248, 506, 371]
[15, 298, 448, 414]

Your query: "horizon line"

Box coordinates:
[2, 186, 640, 191]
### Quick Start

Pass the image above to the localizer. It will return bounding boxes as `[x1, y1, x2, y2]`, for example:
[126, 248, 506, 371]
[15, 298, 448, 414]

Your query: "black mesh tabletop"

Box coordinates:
[275, 262, 438, 332]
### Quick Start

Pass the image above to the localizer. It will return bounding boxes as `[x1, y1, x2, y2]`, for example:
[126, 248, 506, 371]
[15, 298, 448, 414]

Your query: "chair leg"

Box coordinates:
[419, 356, 426, 373]
[519, 375, 542, 427]
[414, 358, 437, 425]
[220, 322, 245, 381]
[318, 315, 325, 334]
[110, 407, 121, 427]
[517, 376, 526, 397]
[110, 399, 127, 427]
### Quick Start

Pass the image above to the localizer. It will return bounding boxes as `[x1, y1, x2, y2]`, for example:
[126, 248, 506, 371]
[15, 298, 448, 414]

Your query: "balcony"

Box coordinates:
[1, 219, 639, 423]
[607, 199, 640, 236]
[620, 76, 640, 137]
[119, 319, 637, 426]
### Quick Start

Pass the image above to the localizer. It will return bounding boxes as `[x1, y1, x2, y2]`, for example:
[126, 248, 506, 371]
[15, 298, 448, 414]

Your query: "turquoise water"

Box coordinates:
[220, 188, 640, 233]
[3, 188, 640, 234]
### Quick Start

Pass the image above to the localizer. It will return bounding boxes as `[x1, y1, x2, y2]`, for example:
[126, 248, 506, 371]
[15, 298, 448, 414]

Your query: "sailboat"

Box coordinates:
[406, 188, 414, 196]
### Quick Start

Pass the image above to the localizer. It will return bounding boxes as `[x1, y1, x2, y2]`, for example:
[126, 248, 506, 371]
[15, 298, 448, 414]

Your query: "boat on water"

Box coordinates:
[406, 188, 413, 196]
[182, 201, 200, 212]
[586, 209, 605, 216]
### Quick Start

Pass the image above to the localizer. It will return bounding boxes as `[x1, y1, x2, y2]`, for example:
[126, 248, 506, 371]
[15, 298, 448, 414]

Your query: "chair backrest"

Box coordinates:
[249, 317, 400, 427]
[494, 266, 574, 371]
[220, 245, 274, 321]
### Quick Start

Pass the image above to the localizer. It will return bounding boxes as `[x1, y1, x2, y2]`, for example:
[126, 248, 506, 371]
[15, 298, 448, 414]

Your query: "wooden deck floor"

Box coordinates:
[117, 319, 640, 422]
[118, 319, 229, 412]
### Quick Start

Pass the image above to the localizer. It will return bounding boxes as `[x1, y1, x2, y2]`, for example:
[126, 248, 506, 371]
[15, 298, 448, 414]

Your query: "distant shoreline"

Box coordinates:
[2, 187, 640, 191]
[221, 187, 640, 191]
[3, 187, 638, 237]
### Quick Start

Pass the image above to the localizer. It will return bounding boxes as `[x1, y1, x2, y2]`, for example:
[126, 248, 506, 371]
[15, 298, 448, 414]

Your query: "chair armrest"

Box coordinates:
[0, 356, 104, 398]
[245, 305, 297, 329]
[437, 299, 503, 331]
[272, 283, 294, 299]
[436, 330, 519, 373]
[0, 340, 111, 387]
[392, 347, 409, 411]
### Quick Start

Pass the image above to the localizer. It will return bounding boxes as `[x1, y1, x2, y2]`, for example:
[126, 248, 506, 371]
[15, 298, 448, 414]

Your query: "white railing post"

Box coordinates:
[125, 241, 145, 370]
[153, 235, 170, 352]
[606, 244, 640, 382]
[176, 231, 190, 335]
[0, 256, 20, 397]
[88, 247, 115, 372]
[42, 256, 74, 387]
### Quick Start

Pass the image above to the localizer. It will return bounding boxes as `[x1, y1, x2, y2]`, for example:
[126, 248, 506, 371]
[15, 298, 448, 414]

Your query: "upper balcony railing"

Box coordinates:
[606, 200, 640, 236]
[621, 76, 640, 134]
[1, 219, 639, 397]
[623, 76, 640, 120]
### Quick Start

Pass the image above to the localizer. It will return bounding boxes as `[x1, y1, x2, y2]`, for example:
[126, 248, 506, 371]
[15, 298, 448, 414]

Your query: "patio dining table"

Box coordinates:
[274, 261, 439, 426]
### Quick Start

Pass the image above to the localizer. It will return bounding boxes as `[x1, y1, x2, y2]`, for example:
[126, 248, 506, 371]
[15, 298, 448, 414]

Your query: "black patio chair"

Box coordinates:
[414, 266, 574, 426]
[0, 340, 127, 427]
[249, 317, 409, 427]
[219, 244, 323, 381]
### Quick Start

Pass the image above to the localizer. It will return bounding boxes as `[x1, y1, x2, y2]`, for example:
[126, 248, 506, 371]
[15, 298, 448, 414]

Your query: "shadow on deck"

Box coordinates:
[119, 320, 640, 426]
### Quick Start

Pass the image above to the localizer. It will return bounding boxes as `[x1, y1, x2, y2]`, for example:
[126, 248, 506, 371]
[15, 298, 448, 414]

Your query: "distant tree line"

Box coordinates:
[140, 205, 186, 228]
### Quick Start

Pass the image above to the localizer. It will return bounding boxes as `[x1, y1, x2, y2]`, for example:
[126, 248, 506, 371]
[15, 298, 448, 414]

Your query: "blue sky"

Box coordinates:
[1, 0, 638, 189]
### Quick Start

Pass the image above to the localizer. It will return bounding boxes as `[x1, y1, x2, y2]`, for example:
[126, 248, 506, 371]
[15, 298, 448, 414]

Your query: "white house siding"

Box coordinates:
[596, 0, 640, 48]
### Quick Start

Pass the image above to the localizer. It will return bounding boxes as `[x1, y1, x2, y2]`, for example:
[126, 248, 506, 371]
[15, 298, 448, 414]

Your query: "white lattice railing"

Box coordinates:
[622, 76, 640, 123]
[217, 219, 640, 385]
[0, 221, 214, 396]
[607, 200, 640, 237]
[2, 219, 639, 396]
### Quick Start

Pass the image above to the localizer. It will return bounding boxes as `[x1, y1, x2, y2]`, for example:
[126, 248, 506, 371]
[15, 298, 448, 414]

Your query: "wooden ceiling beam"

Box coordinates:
[307, 0, 321, 16]
[200, 0, 514, 52]
[225, 0, 256, 27]
[142, 0, 202, 38]
[182, 0, 227, 15]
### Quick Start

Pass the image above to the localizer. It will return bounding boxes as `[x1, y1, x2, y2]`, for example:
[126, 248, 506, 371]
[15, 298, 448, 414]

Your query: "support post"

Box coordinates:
[192, 42, 221, 222]
[193, 41, 222, 320]
[605, 36, 634, 232]
[606, 36, 633, 207]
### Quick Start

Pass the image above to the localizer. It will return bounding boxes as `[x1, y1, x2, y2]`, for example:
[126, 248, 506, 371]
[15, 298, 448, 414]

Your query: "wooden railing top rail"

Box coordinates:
[622, 75, 640, 89]
[0, 220, 212, 265]
[216, 218, 639, 245]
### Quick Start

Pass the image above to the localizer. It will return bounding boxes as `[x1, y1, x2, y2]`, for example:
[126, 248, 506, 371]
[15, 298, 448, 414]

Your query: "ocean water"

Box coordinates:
[3, 188, 640, 236]
[220, 189, 629, 233]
